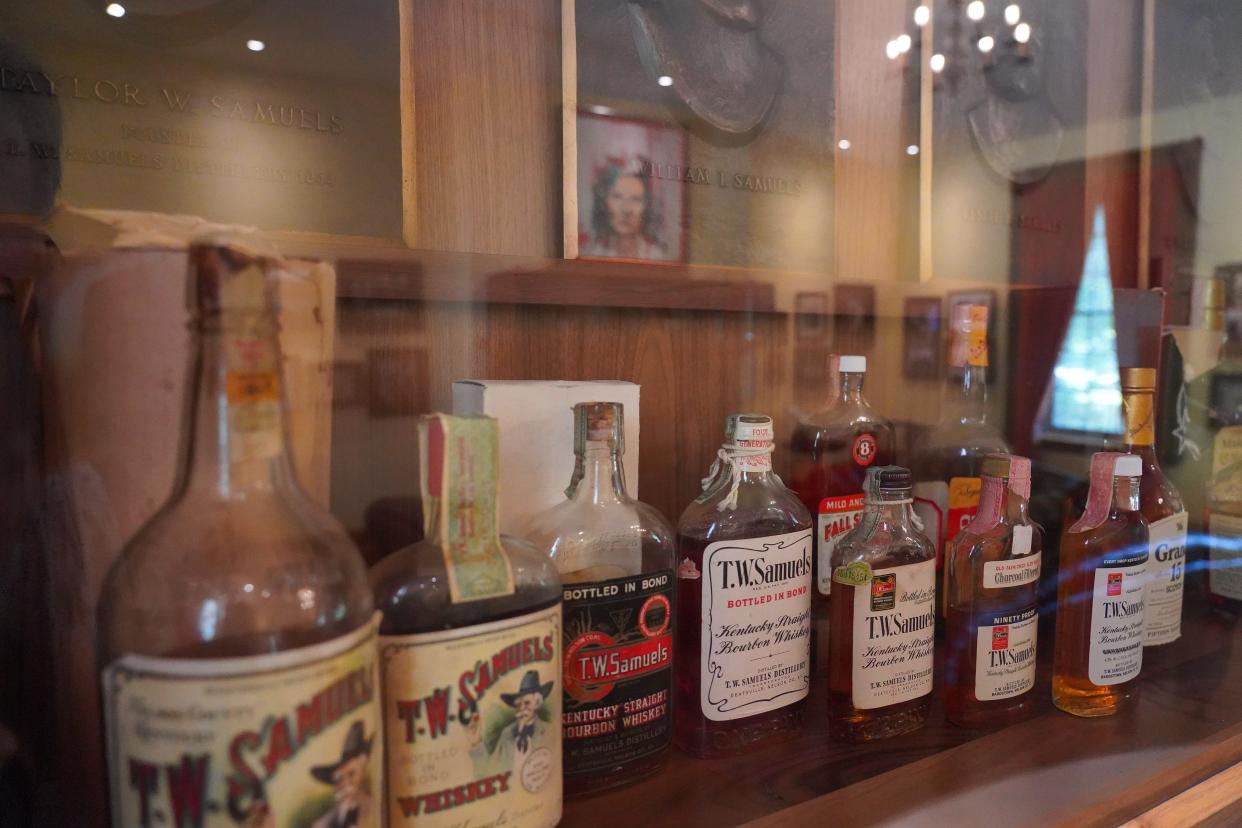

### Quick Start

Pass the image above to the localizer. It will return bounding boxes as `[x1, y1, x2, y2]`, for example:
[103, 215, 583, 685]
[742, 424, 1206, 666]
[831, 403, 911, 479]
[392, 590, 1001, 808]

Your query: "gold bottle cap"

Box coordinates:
[1119, 367, 1157, 391]
[981, 454, 1011, 479]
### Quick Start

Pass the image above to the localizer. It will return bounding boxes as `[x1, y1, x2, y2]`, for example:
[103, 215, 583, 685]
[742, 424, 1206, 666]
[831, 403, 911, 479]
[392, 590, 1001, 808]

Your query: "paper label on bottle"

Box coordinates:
[553, 529, 643, 580]
[1123, 390, 1155, 447]
[946, 477, 982, 549]
[983, 550, 1041, 589]
[974, 606, 1038, 700]
[1213, 426, 1242, 474]
[700, 530, 812, 721]
[912, 481, 948, 554]
[561, 571, 672, 778]
[816, 494, 865, 595]
[1088, 551, 1147, 686]
[1144, 512, 1188, 645]
[224, 314, 283, 464]
[103, 616, 382, 828]
[379, 605, 561, 828]
[851, 560, 935, 710]
[1209, 512, 1242, 600]
[852, 434, 879, 467]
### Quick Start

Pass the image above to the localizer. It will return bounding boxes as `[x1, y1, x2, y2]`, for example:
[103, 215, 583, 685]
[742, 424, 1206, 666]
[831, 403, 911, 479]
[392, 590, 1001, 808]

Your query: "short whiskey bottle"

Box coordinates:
[1119, 368, 1188, 647]
[790, 355, 896, 602]
[944, 455, 1042, 728]
[1053, 453, 1149, 717]
[98, 242, 381, 827]
[524, 402, 674, 795]
[828, 466, 936, 742]
[675, 414, 812, 758]
[371, 415, 562, 826]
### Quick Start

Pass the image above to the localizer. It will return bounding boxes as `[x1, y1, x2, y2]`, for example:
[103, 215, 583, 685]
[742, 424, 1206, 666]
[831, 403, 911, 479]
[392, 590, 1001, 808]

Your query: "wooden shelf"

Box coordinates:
[561, 599, 1242, 827]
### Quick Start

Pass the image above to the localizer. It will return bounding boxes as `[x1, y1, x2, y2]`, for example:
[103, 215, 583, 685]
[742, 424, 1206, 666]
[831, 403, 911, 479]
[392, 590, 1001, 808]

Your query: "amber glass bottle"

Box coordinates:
[1053, 453, 1149, 717]
[828, 466, 936, 742]
[675, 414, 812, 758]
[98, 242, 380, 826]
[789, 355, 896, 603]
[944, 455, 1042, 728]
[1119, 368, 1187, 647]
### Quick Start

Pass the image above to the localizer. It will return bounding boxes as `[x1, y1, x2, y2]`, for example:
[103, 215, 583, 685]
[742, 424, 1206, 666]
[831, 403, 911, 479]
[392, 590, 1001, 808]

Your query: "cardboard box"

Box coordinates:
[452, 380, 640, 535]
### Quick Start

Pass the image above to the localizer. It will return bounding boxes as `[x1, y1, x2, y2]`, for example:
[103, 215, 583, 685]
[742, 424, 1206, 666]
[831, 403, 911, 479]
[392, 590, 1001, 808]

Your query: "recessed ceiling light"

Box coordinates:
[906, 144, 920, 156]
[838, 138, 851, 150]
[246, 39, 266, 52]
[977, 35, 995, 53]
[930, 53, 946, 73]
[657, 75, 673, 87]
[967, 1, 986, 21]
[105, 3, 125, 18]
[896, 34, 912, 53]
[1014, 22, 1031, 44]
[1005, 4, 1021, 25]
[914, 5, 930, 26]
[886, 39, 901, 60]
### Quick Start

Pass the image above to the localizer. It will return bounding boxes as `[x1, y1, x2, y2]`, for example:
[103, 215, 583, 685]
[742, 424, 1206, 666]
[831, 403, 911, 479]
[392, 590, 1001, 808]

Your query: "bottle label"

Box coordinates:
[852, 434, 878, 466]
[561, 571, 673, 777]
[1209, 512, 1242, 600]
[912, 481, 948, 555]
[1143, 512, 1188, 645]
[1213, 425, 1242, 474]
[554, 529, 643, 579]
[1088, 551, 1147, 685]
[974, 606, 1038, 700]
[103, 617, 382, 828]
[982, 549, 1040, 589]
[816, 494, 865, 595]
[700, 530, 812, 721]
[379, 605, 562, 827]
[224, 313, 283, 463]
[946, 477, 982, 550]
[851, 560, 935, 710]
[1123, 390, 1155, 446]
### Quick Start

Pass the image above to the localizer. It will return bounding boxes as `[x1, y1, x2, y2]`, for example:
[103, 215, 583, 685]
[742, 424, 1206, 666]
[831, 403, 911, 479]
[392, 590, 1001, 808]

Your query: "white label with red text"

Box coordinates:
[1088, 551, 1147, 685]
[700, 530, 812, 721]
[103, 616, 382, 828]
[816, 494, 864, 595]
[974, 606, 1038, 700]
[1143, 512, 1187, 645]
[851, 560, 935, 710]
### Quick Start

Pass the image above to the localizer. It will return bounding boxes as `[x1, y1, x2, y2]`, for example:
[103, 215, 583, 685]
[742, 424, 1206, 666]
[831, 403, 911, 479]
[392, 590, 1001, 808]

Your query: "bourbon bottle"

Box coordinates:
[1053, 453, 1149, 717]
[370, 415, 562, 826]
[98, 242, 382, 827]
[912, 305, 1010, 603]
[675, 414, 812, 758]
[944, 455, 1042, 728]
[523, 402, 674, 795]
[1119, 368, 1187, 647]
[828, 466, 936, 741]
[790, 355, 896, 603]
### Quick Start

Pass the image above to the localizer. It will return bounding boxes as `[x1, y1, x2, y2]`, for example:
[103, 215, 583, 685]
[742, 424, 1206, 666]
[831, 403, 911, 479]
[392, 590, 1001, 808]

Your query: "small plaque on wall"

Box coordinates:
[567, 0, 835, 270]
[1, 1, 403, 240]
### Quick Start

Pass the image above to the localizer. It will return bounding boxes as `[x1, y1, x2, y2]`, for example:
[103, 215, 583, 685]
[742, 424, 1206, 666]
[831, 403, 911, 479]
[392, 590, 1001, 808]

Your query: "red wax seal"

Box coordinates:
[638, 594, 671, 638]
[853, 433, 878, 466]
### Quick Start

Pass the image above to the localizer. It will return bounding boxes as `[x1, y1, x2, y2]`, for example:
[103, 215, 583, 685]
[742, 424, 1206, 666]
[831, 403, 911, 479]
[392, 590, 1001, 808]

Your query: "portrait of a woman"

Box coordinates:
[582, 160, 672, 260]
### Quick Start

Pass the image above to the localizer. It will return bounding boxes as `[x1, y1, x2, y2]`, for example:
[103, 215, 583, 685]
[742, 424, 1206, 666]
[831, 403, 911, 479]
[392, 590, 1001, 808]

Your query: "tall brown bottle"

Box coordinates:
[97, 242, 381, 826]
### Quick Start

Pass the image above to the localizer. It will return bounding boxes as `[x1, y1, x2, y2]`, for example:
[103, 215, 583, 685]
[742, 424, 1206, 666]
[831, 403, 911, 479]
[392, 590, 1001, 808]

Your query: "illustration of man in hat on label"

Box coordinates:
[468, 669, 554, 785]
[307, 720, 376, 828]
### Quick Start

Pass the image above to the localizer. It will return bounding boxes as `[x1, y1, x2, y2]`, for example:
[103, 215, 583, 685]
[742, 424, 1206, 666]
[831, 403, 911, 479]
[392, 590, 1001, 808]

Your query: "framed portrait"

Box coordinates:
[576, 110, 687, 262]
[902, 297, 943, 380]
[947, 289, 999, 382]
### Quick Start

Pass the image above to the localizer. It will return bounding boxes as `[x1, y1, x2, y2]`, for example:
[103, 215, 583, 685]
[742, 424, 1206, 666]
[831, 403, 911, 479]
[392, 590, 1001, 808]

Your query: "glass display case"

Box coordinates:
[2, 1, 1242, 826]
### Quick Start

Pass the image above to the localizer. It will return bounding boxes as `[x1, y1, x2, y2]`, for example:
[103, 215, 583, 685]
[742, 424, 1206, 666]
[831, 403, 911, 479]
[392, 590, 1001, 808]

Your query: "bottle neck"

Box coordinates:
[1121, 388, 1155, 454]
[567, 441, 629, 504]
[944, 364, 989, 425]
[863, 491, 918, 527]
[838, 371, 866, 405]
[1112, 476, 1141, 513]
[177, 317, 297, 501]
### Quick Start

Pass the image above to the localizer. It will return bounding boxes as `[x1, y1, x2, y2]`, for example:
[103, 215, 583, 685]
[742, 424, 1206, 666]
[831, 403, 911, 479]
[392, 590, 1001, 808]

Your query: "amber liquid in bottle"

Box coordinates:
[944, 455, 1042, 728]
[1053, 453, 1149, 717]
[828, 466, 936, 742]
[676, 415, 813, 758]
[789, 356, 896, 604]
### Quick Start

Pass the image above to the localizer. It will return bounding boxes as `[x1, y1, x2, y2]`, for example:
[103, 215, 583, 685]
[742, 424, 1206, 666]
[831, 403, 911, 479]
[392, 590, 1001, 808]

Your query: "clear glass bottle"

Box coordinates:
[97, 242, 381, 827]
[370, 414, 563, 826]
[675, 414, 812, 758]
[523, 402, 674, 796]
[789, 355, 896, 603]
[944, 454, 1042, 729]
[1053, 453, 1149, 717]
[828, 466, 936, 742]
[1119, 368, 1187, 647]
[912, 305, 1010, 596]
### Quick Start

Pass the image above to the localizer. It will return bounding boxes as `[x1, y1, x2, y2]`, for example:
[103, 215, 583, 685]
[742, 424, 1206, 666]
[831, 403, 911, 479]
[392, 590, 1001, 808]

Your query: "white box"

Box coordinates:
[452, 380, 640, 535]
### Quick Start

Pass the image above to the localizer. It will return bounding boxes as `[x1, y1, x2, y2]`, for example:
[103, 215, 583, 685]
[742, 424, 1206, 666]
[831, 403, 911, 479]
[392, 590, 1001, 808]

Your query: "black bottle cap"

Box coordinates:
[866, 465, 912, 491]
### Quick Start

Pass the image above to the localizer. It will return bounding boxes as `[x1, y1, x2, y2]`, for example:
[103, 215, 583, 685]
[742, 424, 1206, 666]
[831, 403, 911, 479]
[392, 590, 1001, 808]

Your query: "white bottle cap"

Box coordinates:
[839, 355, 867, 373]
[1114, 454, 1143, 478]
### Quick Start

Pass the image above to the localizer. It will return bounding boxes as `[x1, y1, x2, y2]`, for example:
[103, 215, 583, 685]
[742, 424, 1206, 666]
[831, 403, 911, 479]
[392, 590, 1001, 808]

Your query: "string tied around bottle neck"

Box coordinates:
[707, 440, 774, 512]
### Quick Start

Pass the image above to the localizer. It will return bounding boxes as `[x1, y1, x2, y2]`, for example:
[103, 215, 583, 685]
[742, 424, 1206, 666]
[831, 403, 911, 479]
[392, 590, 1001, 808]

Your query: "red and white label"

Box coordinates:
[852, 434, 878, 466]
[816, 494, 865, 595]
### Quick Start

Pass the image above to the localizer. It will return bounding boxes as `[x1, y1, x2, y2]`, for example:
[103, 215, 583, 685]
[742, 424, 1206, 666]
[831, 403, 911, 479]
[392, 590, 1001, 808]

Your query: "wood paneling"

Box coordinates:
[408, 0, 562, 256]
